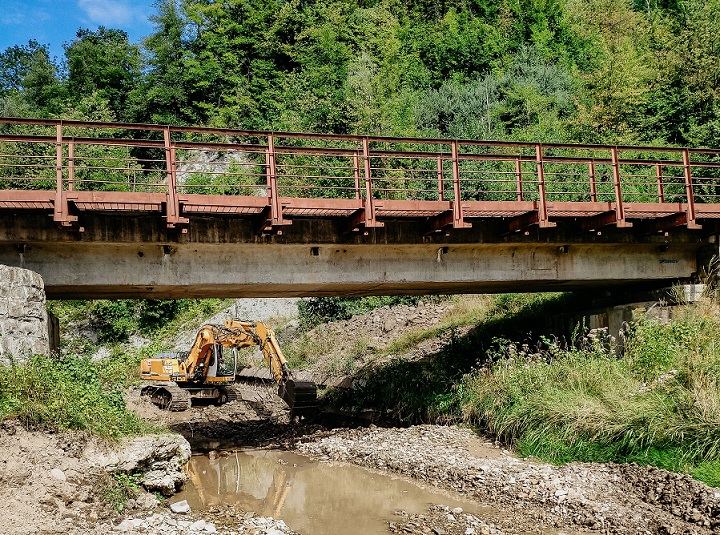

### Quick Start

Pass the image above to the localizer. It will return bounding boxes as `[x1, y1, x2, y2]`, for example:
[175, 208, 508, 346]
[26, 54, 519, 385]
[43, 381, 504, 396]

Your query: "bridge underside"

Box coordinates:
[0, 214, 709, 299]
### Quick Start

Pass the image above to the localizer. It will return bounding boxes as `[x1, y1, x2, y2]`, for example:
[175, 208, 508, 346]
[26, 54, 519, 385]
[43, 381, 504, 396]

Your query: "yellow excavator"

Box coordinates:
[139, 319, 317, 419]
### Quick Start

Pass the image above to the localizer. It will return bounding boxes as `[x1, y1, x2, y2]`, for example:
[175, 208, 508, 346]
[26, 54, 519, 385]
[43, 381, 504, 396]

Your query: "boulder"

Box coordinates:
[84, 434, 191, 495]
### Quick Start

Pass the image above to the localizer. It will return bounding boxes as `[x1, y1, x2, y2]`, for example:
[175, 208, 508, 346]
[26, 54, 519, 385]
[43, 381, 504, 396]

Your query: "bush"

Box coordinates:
[0, 354, 154, 438]
[459, 308, 720, 486]
[86, 299, 183, 343]
[298, 295, 445, 329]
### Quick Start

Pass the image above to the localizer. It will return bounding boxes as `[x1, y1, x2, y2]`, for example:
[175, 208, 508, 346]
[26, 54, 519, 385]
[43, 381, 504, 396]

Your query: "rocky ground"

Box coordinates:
[6, 297, 720, 534]
[388, 505, 503, 535]
[296, 425, 720, 534]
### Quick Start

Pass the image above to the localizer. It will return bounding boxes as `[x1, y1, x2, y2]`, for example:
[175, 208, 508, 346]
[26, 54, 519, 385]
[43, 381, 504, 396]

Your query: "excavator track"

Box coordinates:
[141, 384, 191, 411]
[217, 385, 243, 404]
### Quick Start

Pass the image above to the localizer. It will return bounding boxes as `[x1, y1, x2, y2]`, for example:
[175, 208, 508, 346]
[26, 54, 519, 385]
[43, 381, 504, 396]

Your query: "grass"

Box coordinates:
[458, 304, 720, 487]
[326, 293, 577, 421]
[0, 354, 159, 438]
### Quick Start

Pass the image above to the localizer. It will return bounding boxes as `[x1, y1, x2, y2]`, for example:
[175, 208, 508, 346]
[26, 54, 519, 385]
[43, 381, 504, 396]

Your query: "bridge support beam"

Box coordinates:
[0, 240, 699, 299]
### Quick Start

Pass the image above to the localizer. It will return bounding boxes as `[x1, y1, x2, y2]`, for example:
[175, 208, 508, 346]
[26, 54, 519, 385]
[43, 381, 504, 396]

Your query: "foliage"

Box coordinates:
[297, 295, 443, 329]
[1, 0, 717, 149]
[458, 306, 720, 487]
[97, 473, 142, 512]
[0, 354, 155, 438]
[48, 298, 233, 354]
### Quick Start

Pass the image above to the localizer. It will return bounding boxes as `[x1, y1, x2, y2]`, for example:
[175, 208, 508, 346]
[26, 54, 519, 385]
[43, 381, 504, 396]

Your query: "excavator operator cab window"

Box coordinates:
[216, 345, 236, 377]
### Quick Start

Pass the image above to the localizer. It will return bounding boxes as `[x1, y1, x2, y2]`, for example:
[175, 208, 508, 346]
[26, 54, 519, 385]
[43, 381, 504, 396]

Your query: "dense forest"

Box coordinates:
[0, 0, 718, 148]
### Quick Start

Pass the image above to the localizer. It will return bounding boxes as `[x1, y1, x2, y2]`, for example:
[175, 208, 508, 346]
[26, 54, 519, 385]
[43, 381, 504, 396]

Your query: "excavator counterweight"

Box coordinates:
[139, 319, 318, 419]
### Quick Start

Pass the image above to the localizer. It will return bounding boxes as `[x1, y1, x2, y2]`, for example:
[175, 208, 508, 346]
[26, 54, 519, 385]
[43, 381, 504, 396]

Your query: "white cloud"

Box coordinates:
[77, 0, 141, 27]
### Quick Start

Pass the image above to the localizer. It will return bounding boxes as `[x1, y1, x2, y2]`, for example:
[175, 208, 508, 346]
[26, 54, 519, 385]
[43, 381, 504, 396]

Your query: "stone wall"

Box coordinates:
[0, 265, 50, 362]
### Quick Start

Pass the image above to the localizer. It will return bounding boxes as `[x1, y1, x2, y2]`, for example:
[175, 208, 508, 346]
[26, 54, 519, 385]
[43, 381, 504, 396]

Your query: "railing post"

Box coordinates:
[266, 133, 282, 225]
[52, 122, 77, 228]
[451, 140, 466, 228]
[54, 123, 64, 222]
[515, 158, 523, 201]
[535, 144, 552, 227]
[362, 137, 381, 227]
[164, 126, 188, 230]
[437, 155, 445, 201]
[656, 163, 664, 203]
[67, 139, 75, 192]
[589, 160, 597, 202]
[610, 146, 630, 227]
[682, 149, 699, 228]
[353, 152, 362, 201]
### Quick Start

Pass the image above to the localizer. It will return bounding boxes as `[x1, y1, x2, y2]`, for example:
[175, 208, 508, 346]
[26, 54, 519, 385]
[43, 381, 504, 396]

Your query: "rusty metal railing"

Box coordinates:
[1, 117, 719, 233]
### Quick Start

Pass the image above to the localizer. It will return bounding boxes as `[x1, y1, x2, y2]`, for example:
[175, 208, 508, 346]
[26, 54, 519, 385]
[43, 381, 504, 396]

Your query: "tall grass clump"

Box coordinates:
[0, 354, 155, 438]
[460, 305, 720, 486]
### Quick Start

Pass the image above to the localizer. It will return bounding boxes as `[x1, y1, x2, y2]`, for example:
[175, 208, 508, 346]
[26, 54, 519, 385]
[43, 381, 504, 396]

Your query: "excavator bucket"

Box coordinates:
[279, 379, 318, 420]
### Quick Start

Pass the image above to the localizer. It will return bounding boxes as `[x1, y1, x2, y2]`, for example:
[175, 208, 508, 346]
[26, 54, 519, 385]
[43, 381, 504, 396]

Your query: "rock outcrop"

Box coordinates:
[0, 264, 50, 363]
[84, 433, 192, 495]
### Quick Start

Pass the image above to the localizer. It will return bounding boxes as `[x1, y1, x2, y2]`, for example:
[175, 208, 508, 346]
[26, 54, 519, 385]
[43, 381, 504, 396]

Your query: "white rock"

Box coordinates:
[452, 507, 463, 514]
[115, 519, 134, 532]
[169, 500, 191, 514]
[190, 519, 206, 531]
[50, 468, 67, 481]
[205, 523, 217, 533]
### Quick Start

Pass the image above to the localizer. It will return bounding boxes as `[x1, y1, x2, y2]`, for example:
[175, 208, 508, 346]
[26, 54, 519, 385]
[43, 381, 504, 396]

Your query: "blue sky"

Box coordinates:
[0, 0, 155, 60]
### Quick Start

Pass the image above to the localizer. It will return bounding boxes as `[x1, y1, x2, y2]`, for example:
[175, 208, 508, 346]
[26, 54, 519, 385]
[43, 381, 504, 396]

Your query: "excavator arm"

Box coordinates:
[223, 320, 317, 418]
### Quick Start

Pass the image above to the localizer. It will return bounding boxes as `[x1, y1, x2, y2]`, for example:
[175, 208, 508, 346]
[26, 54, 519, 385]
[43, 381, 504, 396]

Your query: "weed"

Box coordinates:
[0, 354, 157, 438]
[459, 309, 720, 487]
[97, 472, 142, 511]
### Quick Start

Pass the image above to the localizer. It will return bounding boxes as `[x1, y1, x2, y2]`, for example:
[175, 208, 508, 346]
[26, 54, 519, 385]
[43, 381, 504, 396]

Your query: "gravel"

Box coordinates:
[113, 508, 297, 534]
[295, 424, 720, 534]
[389, 505, 503, 535]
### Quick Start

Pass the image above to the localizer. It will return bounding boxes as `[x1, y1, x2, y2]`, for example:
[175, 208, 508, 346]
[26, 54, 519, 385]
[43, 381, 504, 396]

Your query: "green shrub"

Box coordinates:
[459, 309, 720, 486]
[0, 354, 154, 438]
[97, 473, 142, 511]
[298, 296, 446, 329]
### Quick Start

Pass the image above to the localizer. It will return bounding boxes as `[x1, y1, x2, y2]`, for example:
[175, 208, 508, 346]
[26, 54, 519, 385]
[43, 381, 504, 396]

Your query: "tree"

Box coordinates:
[0, 41, 64, 117]
[64, 28, 141, 122]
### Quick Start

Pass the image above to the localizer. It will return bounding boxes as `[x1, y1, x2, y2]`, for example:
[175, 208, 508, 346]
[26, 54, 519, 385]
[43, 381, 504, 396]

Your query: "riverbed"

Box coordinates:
[176, 448, 491, 535]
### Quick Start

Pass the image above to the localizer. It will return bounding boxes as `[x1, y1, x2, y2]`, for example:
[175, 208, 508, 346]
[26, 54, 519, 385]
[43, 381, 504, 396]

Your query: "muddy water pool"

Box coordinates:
[177, 449, 492, 535]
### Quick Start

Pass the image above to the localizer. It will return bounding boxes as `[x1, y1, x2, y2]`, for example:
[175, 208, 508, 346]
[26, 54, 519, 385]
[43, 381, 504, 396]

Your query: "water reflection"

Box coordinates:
[178, 449, 487, 535]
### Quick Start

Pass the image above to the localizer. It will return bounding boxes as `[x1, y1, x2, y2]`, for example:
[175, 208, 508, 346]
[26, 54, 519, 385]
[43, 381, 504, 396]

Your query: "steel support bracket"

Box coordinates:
[580, 211, 632, 232]
[648, 212, 702, 233]
[429, 209, 472, 234]
[347, 208, 384, 234]
[257, 204, 292, 236]
[508, 209, 556, 232]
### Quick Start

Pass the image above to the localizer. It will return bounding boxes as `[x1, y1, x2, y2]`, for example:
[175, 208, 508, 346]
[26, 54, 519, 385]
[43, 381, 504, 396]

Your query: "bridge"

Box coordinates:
[0, 117, 717, 299]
